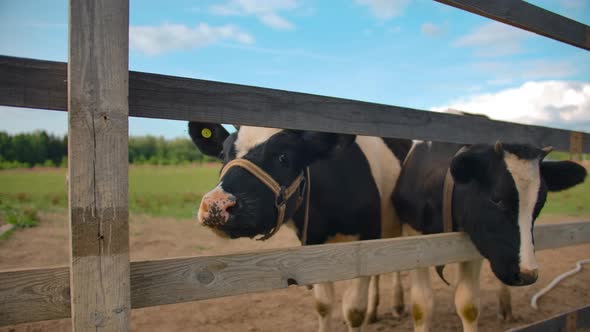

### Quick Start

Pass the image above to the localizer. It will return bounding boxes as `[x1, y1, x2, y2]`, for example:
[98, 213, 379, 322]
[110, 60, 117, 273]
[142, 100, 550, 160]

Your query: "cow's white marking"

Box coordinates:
[391, 272, 405, 317]
[325, 233, 360, 243]
[410, 267, 433, 332]
[342, 276, 371, 330]
[366, 275, 379, 323]
[355, 136, 402, 238]
[503, 152, 541, 271]
[235, 126, 283, 158]
[454, 259, 482, 332]
[402, 140, 424, 166]
[402, 223, 422, 236]
[403, 224, 434, 331]
[313, 282, 335, 332]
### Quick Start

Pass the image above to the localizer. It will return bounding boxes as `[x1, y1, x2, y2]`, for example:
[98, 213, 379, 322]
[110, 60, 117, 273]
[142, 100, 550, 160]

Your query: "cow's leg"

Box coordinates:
[497, 281, 513, 321]
[392, 271, 405, 318]
[410, 268, 434, 332]
[314, 282, 335, 332]
[366, 275, 380, 324]
[454, 259, 483, 332]
[404, 224, 433, 331]
[342, 276, 371, 332]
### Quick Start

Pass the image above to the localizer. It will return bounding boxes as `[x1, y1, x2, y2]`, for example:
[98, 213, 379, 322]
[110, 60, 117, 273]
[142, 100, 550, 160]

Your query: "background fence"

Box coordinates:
[0, 0, 589, 331]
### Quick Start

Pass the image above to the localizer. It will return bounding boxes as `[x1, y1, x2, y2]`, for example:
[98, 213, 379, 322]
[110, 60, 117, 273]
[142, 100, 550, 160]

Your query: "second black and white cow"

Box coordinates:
[393, 140, 587, 332]
[189, 122, 412, 332]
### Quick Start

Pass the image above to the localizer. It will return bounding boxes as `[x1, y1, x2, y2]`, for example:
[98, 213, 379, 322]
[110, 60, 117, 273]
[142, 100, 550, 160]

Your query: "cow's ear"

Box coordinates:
[450, 148, 488, 184]
[300, 131, 355, 163]
[540, 160, 586, 192]
[188, 122, 230, 158]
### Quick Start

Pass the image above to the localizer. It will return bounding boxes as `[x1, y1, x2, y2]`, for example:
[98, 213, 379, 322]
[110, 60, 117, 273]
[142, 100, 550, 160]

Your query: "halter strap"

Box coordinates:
[442, 167, 455, 234]
[220, 158, 309, 241]
[301, 167, 311, 245]
[437, 146, 468, 285]
[441, 146, 468, 233]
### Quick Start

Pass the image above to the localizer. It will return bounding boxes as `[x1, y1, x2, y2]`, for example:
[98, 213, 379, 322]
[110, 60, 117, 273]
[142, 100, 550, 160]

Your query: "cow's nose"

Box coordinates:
[517, 268, 538, 285]
[197, 187, 237, 227]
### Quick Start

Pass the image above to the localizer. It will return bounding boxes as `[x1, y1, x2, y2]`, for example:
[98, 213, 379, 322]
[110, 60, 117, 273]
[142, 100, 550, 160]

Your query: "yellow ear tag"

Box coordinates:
[201, 128, 212, 139]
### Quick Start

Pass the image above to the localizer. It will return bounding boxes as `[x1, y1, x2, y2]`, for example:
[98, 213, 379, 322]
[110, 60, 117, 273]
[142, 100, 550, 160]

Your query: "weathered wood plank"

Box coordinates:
[68, 0, 130, 331]
[1, 55, 589, 152]
[506, 304, 590, 331]
[1, 221, 588, 326]
[0, 57, 67, 111]
[0, 267, 70, 325]
[129, 221, 590, 308]
[435, 0, 590, 51]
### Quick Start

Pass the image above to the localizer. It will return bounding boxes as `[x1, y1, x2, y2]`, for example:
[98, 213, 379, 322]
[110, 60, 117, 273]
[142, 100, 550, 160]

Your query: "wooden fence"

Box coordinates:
[0, 0, 589, 331]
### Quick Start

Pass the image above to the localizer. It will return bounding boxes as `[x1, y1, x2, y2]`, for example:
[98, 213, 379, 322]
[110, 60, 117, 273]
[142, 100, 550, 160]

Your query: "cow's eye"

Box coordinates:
[278, 153, 289, 165]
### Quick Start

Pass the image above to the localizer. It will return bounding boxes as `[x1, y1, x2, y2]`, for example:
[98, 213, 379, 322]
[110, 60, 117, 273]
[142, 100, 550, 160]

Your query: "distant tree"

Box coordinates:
[0, 131, 209, 168]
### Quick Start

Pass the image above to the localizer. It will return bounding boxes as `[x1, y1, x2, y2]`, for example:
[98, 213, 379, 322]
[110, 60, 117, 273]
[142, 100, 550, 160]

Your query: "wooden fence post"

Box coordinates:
[68, 0, 130, 331]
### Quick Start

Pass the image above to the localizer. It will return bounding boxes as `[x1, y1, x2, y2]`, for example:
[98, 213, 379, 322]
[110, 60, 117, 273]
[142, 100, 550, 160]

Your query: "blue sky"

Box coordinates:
[1, 0, 589, 138]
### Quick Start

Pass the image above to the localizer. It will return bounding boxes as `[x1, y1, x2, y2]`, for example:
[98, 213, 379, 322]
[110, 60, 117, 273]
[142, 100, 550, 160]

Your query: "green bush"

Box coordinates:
[0, 204, 39, 229]
[0, 160, 31, 170]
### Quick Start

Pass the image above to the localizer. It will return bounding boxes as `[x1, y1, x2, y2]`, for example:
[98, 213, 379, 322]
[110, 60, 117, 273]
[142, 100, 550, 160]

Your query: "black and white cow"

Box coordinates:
[393, 140, 587, 332]
[188, 122, 412, 331]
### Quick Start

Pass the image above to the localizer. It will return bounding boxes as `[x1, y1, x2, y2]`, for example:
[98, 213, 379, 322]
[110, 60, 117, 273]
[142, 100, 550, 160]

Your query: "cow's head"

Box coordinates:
[451, 142, 586, 286]
[188, 122, 355, 239]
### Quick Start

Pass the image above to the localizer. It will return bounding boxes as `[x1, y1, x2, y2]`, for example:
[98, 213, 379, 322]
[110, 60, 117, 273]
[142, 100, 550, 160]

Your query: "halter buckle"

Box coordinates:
[275, 186, 287, 208]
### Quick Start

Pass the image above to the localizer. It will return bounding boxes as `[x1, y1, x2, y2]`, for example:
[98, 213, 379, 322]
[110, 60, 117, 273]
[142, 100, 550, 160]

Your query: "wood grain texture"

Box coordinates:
[0, 267, 70, 325]
[0, 57, 66, 111]
[1, 221, 588, 326]
[434, 0, 590, 51]
[68, 0, 130, 331]
[1, 55, 589, 152]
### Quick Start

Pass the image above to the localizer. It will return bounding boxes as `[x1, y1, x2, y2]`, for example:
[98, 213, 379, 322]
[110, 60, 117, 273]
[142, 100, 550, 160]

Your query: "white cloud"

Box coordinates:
[355, 0, 411, 20]
[421, 22, 445, 37]
[129, 23, 254, 55]
[431, 81, 590, 132]
[259, 12, 294, 29]
[455, 21, 529, 57]
[210, 0, 298, 30]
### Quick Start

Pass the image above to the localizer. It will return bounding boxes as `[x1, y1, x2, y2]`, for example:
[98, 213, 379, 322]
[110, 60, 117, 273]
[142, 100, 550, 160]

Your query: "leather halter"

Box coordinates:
[442, 167, 455, 234]
[442, 146, 468, 233]
[437, 146, 468, 285]
[220, 158, 311, 242]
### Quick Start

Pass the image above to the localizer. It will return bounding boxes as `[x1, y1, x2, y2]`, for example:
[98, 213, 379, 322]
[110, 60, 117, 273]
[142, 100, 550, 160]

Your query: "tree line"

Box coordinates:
[0, 131, 214, 169]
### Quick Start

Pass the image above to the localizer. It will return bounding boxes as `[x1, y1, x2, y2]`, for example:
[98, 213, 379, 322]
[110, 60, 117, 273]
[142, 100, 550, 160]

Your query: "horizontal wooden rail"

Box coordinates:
[435, 0, 590, 51]
[1, 221, 589, 326]
[1, 56, 589, 152]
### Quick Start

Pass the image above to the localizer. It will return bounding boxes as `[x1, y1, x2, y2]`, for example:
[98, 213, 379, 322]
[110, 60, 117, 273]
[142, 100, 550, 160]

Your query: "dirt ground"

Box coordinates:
[1, 212, 589, 332]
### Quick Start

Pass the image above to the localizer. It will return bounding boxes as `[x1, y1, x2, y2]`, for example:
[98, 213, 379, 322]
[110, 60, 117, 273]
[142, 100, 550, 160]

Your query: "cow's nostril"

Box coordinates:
[226, 202, 237, 215]
[517, 269, 538, 285]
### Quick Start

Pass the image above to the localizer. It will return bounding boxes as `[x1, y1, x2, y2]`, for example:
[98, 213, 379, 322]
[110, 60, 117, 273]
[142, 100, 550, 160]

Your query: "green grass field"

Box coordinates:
[0, 164, 588, 220]
[0, 165, 220, 219]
